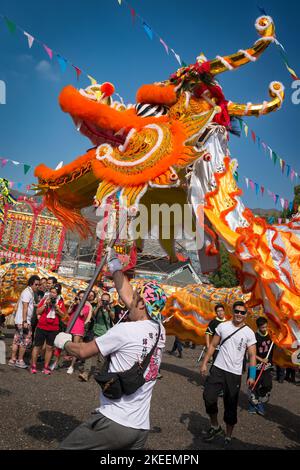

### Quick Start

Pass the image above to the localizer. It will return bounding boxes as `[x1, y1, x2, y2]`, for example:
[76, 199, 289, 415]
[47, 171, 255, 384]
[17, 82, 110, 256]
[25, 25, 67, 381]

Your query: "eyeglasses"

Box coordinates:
[234, 309, 247, 315]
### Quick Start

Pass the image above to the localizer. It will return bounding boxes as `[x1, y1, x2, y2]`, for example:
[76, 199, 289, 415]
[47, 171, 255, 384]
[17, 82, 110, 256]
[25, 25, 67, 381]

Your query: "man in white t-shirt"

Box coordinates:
[200, 301, 256, 447]
[8, 275, 40, 369]
[54, 248, 166, 450]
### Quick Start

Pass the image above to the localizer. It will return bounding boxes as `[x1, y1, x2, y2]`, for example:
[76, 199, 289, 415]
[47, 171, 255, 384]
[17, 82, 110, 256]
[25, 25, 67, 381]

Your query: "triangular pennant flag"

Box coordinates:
[233, 172, 239, 182]
[171, 49, 182, 66]
[249, 180, 255, 191]
[117, 0, 122, 4]
[243, 123, 248, 137]
[43, 45, 53, 60]
[257, 136, 261, 149]
[8, 181, 14, 189]
[245, 177, 249, 189]
[289, 201, 294, 211]
[143, 22, 153, 40]
[275, 194, 279, 205]
[281, 160, 286, 174]
[4, 17, 16, 34]
[1, 158, 8, 167]
[73, 65, 82, 80]
[238, 118, 243, 132]
[260, 186, 265, 196]
[159, 38, 169, 55]
[255, 182, 259, 195]
[24, 164, 31, 175]
[290, 169, 295, 181]
[280, 198, 285, 209]
[286, 164, 290, 177]
[87, 75, 97, 85]
[284, 199, 289, 210]
[130, 8, 136, 23]
[272, 151, 278, 165]
[57, 55, 68, 73]
[12, 160, 20, 165]
[278, 218, 282, 224]
[251, 130, 256, 143]
[268, 146, 272, 159]
[24, 31, 34, 48]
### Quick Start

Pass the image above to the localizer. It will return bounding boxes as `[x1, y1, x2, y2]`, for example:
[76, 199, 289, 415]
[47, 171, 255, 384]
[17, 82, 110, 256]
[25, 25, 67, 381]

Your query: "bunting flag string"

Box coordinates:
[115, 0, 184, 66]
[5, 180, 33, 192]
[234, 170, 292, 210]
[0, 14, 99, 86]
[237, 118, 299, 184]
[0, 156, 32, 174]
[257, 6, 299, 81]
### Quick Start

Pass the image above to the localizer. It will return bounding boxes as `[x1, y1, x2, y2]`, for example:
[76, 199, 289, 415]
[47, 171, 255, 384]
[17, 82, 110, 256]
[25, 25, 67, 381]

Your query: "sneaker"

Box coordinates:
[78, 372, 89, 382]
[224, 437, 232, 448]
[30, 365, 37, 374]
[8, 359, 16, 367]
[49, 361, 58, 371]
[67, 366, 74, 375]
[15, 360, 28, 369]
[256, 403, 265, 416]
[203, 426, 223, 442]
[42, 367, 51, 375]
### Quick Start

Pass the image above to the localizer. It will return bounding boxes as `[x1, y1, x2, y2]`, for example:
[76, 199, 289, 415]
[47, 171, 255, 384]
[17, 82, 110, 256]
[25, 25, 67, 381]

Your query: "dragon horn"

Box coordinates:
[209, 16, 275, 75]
[227, 82, 284, 117]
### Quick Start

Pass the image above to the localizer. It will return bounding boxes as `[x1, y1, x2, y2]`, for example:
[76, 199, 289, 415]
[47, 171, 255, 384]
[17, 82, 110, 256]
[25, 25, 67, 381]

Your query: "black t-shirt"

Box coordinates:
[255, 332, 273, 363]
[113, 304, 128, 324]
[206, 318, 225, 336]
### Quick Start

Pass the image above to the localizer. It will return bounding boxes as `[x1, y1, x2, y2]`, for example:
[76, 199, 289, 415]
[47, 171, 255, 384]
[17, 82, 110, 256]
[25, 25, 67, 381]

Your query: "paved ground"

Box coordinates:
[0, 332, 299, 450]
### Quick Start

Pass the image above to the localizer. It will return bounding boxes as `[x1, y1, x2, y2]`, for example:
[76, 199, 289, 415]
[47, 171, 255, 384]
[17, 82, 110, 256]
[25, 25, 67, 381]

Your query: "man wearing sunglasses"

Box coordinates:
[200, 300, 256, 447]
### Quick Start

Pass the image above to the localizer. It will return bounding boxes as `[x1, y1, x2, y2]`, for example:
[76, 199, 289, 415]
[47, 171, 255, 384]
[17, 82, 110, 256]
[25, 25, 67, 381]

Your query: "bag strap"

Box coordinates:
[219, 324, 246, 347]
[140, 323, 161, 372]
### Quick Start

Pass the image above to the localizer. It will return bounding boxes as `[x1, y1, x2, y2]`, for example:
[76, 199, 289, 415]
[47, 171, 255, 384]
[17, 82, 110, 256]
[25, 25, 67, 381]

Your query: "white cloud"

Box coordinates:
[17, 54, 34, 64]
[35, 60, 60, 82]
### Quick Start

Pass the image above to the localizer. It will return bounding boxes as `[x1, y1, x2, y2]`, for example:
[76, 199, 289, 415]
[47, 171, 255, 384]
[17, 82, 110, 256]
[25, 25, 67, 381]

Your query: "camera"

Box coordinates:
[102, 300, 109, 306]
[50, 297, 56, 307]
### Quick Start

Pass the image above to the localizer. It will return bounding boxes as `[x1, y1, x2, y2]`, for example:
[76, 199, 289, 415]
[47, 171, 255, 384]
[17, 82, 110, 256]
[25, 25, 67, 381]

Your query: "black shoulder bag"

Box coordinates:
[94, 324, 161, 400]
[211, 324, 246, 366]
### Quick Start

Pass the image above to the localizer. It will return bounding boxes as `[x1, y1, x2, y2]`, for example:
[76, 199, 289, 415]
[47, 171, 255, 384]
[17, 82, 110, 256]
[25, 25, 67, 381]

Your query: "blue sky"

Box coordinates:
[0, 0, 299, 210]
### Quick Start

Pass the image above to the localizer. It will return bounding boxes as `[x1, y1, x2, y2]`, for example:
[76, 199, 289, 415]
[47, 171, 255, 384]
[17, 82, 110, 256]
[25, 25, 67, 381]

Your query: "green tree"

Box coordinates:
[208, 244, 239, 288]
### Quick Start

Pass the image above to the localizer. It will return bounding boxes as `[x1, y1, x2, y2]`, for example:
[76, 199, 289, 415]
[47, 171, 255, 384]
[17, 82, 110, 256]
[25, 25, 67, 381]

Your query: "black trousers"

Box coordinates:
[203, 366, 241, 426]
[254, 368, 272, 398]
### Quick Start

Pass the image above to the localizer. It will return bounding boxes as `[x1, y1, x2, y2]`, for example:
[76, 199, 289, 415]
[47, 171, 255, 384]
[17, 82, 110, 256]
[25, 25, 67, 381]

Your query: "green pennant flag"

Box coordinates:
[24, 164, 31, 175]
[233, 171, 239, 182]
[181, 61, 187, 67]
[272, 151, 277, 165]
[238, 119, 243, 132]
[4, 17, 16, 34]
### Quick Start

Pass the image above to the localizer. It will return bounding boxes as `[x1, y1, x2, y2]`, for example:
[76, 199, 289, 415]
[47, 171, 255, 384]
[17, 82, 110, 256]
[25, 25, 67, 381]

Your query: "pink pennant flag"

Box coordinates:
[160, 38, 169, 55]
[272, 193, 276, 204]
[278, 218, 282, 224]
[43, 45, 53, 60]
[291, 169, 295, 181]
[249, 180, 255, 191]
[8, 181, 14, 189]
[1, 158, 8, 167]
[73, 65, 82, 80]
[24, 31, 34, 48]
[261, 142, 267, 153]
[284, 199, 289, 210]
[130, 8, 136, 23]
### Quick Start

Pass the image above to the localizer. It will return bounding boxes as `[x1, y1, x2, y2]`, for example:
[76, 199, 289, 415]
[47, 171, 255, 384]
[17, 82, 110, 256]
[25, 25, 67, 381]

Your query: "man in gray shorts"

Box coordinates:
[54, 248, 166, 450]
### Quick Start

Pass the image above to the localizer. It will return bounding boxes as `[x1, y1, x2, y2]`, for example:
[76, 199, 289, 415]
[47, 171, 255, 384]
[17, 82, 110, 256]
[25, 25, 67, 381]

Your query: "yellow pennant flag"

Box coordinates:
[87, 75, 97, 86]
[244, 123, 249, 137]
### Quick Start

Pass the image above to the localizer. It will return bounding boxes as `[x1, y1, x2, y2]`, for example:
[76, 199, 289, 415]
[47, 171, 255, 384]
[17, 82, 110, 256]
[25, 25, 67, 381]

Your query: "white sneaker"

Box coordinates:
[67, 366, 74, 374]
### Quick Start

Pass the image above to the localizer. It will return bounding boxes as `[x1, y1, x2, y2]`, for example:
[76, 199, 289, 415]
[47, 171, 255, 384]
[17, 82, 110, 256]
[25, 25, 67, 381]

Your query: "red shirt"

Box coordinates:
[37, 296, 66, 332]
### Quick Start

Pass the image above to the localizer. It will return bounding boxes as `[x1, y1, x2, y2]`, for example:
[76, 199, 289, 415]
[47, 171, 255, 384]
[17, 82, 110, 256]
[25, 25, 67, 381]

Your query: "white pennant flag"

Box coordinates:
[280, 198, 285, 209]
[171, 49, 182, 66]
[24, 31, 34, 49]
[245, 177, 249, 188]
[12, 161, 20, 165]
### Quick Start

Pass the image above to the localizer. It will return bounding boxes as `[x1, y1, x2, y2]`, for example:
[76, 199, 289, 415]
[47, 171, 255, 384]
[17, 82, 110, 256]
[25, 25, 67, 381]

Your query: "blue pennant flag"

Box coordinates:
[143, 22, 153, 40]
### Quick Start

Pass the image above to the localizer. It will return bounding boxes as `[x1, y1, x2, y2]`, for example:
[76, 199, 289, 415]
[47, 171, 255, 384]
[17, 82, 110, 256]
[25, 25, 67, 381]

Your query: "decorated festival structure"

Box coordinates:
[34, 16, 300, 357]
[0, 197, 66, 269]
[0, 178, 17, 222]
